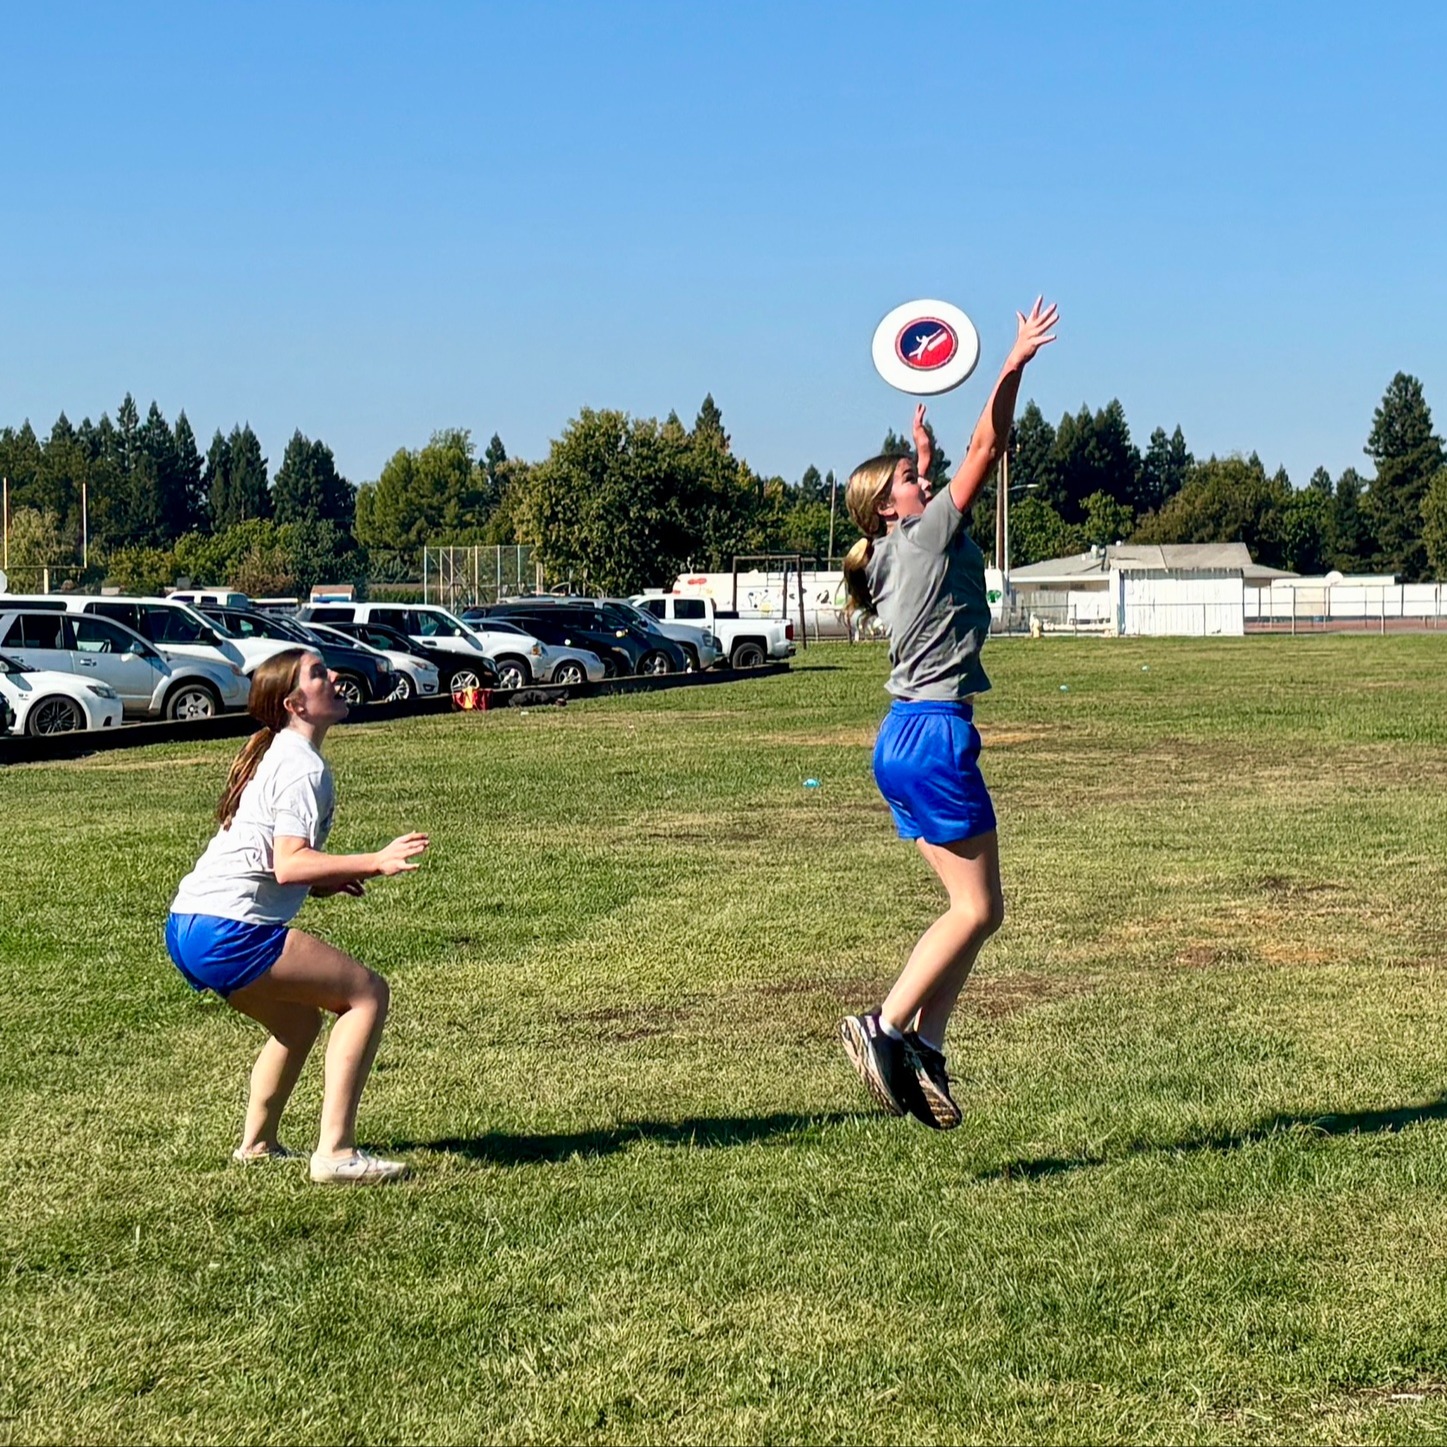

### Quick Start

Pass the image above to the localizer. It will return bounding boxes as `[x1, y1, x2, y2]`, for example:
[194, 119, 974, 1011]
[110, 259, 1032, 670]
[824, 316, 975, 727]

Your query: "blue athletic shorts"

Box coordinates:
[165, 913, 289, 997]
[872, 699, 997, 845]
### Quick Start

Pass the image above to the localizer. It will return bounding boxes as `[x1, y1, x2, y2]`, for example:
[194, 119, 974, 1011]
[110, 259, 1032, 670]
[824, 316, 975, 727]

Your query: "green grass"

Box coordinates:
[5, 636, 1447, 1444]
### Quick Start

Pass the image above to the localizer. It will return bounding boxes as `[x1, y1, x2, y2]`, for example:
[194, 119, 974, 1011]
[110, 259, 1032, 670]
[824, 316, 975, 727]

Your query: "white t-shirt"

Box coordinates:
[171, 728, 336, 925]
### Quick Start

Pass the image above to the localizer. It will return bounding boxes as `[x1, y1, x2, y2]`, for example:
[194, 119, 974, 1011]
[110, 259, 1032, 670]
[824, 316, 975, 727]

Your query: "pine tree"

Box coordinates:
[204, 429, 232, 531]
[1362, 372, 1444, 581]
[225, 425, 272, 525]
[172, 412, 206, 535]
[273, 431, 352, 527]
[693, 395, 729, 451]
[798, 465, 824, 503]
[137, 402, 179, 544]
[1139, 425, 1194, 514]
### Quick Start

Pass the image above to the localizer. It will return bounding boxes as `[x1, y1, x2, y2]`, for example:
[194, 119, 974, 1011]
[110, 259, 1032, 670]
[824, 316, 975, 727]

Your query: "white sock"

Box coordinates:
[878, 1017, 905, 1041]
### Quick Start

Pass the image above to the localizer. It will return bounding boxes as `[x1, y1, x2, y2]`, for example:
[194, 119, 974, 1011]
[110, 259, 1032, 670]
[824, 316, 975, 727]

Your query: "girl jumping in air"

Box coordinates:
[166, 648, 429, 1183]
[840, 297, 1058, 1129]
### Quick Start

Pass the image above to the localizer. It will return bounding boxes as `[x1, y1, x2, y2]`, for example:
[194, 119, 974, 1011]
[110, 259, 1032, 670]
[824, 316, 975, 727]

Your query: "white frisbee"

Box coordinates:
[871, 299, 980, 395]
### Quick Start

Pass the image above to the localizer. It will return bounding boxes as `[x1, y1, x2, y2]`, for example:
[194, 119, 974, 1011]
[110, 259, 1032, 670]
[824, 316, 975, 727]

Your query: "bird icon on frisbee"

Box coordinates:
[871, 299, 981, 395]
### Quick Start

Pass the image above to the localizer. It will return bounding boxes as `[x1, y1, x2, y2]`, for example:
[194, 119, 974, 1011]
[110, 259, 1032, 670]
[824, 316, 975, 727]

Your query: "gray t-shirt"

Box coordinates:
[866, 488, 992, 700]
[171, 728, 336, 925]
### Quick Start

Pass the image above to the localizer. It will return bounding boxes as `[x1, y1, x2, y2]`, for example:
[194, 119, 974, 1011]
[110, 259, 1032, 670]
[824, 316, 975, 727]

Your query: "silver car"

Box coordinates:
[0, 608, 249, 719]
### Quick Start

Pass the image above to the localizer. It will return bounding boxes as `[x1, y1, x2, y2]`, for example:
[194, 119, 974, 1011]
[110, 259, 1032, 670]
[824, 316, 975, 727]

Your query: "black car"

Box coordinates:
[322, 619, 500, 694]
[199, 606, 392, 705]
[469, 598, 687, 676]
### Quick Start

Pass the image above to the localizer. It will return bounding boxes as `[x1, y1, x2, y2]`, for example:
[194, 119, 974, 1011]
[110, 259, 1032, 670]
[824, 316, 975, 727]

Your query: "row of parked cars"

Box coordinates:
[0, 588, 796, 737]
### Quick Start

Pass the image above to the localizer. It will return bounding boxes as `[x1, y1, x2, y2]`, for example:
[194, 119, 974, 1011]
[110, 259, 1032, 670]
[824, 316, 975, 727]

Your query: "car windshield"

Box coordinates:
[477, 619, 528, 636]
[603, 600, 658, 631]
[417, 611, 473, 639]
[0, 652, 30, 675]
[174, 603, 227, 641]
[266, 616, 318, 644]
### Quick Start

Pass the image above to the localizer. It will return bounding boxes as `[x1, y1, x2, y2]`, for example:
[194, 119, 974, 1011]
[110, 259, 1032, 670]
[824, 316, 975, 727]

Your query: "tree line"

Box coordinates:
[2, 374, 1444, 598]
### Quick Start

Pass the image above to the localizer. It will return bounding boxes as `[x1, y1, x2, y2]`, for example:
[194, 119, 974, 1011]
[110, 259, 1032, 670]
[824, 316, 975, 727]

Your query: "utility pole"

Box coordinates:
[2, 475, 8, 571]
[81, 480, 89, 569]
[826, 470, 838, 568]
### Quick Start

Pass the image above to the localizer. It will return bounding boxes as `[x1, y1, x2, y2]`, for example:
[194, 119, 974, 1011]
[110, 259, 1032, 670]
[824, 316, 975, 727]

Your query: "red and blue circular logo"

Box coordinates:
[895, 318, 959, 372]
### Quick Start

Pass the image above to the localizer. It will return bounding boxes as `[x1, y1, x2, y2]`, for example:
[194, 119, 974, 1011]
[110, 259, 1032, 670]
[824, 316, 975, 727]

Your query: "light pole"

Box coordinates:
[827, 470, 838, 569]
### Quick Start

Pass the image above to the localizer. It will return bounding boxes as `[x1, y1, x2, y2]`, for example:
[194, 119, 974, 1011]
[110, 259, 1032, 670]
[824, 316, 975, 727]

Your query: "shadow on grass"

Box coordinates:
[393, 1111, 865, 1166]
[980, 1095, 1447, 1183]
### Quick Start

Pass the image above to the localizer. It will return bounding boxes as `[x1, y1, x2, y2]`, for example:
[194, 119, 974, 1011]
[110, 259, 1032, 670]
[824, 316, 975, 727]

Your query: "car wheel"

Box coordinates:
[681, 645, 700, 673]
[448, 666, 485, 693]
[334, 673, 367, 707]
[731, 641, 767, 668]
[165, 682, 221, 720]
[495, 655, 530, 690]
[553, 660, 586, 686]
[639, 650, 672, 676]
[388, 673, 414, 701]
[27, 695, 86, 735]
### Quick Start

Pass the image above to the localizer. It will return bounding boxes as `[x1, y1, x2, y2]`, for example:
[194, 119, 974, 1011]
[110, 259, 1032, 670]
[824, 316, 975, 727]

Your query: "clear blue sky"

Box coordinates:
[4, 1, 1444, 493]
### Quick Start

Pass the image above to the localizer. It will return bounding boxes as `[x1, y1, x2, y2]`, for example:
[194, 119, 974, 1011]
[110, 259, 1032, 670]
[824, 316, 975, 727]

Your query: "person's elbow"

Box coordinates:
[272, 841, 311, 885]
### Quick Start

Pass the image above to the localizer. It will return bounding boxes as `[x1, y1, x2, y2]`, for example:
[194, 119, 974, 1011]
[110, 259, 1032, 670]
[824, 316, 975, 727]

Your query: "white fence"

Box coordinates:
[1246, 582, 1447, 629]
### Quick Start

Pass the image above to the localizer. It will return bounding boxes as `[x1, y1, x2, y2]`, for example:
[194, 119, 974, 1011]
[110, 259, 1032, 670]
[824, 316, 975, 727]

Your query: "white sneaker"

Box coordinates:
[309, 1149, 409, 1185]
[232, 1142, 299, 1163]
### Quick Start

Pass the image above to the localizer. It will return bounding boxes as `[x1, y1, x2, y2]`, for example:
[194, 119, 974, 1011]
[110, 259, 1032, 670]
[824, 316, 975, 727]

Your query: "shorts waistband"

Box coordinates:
[886, 698, 974, 718]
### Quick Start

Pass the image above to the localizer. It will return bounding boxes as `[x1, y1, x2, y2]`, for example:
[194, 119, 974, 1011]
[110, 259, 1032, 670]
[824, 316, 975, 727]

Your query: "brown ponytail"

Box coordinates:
[215, 648, 312, 827]
[841, 455, 900, 618]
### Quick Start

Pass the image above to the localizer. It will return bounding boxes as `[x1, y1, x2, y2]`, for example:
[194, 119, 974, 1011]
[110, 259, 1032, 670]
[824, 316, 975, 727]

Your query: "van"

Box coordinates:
[3, 594, 293, 675]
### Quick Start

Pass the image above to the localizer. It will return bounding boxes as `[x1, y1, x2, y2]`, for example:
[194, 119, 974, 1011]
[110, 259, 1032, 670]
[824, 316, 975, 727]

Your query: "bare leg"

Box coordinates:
[227, 929, 391, 1156]
[227, 998, 323, 1153]
[879, 831, 1004, 1045]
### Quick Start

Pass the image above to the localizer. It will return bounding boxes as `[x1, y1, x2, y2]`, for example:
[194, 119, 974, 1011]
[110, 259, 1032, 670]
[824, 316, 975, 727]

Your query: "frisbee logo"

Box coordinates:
[896, 318, 958, 372]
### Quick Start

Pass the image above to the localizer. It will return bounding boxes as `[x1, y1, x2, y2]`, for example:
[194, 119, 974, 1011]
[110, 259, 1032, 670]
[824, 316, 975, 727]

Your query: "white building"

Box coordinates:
[1006, 543, 1296, 637]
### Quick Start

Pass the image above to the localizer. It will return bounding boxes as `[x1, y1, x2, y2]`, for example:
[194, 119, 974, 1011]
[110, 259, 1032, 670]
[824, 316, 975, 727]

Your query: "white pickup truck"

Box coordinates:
[632, 592, 795, 668]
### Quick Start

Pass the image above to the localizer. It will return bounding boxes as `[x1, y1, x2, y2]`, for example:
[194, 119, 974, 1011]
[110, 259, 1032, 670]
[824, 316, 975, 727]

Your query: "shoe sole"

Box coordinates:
[839, 1017, 904, 1116]
[904, 1043, 962, 1130]
[913, 1075, 962, 1130]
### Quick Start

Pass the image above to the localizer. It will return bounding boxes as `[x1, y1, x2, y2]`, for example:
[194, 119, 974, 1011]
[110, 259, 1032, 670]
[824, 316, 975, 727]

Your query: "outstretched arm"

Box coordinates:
[274, 831, 429, 889]
[911, 403, 933, 486]
[948, 298, 1058, 514]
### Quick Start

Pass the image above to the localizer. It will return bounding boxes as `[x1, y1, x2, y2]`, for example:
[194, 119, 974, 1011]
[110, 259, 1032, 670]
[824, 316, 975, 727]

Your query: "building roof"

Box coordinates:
[1009, 542, 1296, 587]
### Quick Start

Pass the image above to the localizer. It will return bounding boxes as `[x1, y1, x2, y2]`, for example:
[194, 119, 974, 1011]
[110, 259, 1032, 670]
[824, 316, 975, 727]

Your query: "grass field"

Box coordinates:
[4, 636, 1447, 1445]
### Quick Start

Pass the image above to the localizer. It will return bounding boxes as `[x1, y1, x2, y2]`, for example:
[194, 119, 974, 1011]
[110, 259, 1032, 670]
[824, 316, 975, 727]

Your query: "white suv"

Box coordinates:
[4, 594, 293, 675]
[0, 608, 249, 719]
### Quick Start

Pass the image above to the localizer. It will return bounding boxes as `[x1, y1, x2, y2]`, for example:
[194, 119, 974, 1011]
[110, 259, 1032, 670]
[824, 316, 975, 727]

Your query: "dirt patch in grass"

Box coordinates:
[565, 1004, 681, 1043]
[979, 726, 1055, 749]
[756, 727, 879, 748]
[72, 753, 218, 773]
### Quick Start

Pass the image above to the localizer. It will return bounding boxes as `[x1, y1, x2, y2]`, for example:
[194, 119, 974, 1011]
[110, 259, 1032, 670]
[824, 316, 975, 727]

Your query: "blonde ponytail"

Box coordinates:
[214, 648, 310, 827]
[217, 729, 277, 828]
[841, 455, 900, 619]
[842, 536, 876, 618]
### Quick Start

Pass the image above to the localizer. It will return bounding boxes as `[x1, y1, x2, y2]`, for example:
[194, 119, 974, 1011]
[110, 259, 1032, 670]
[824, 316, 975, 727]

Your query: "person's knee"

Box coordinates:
[950, 890, 1004, 939]
[281, 1007, 324, 1051]
[358, 970, 390, 1018]
[983, 890, 1006, 938]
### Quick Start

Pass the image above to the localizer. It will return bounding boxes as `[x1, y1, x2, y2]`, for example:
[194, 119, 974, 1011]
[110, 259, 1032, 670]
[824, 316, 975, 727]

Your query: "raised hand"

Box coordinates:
[911, 402, 930, 454]
[373, 831, 430, 876]
[1009, 297, 1059, 368]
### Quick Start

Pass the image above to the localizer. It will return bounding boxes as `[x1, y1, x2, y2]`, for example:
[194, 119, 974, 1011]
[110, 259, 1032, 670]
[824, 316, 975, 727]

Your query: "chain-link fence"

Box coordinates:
[419, 545, 547, 612]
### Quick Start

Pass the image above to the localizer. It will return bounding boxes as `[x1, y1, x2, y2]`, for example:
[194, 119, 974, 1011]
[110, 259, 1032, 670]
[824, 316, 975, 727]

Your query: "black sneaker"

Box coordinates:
[840, 1012, 934, 1124]
[905, 1033, 962, 1130]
